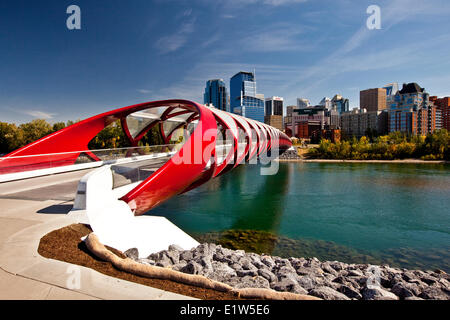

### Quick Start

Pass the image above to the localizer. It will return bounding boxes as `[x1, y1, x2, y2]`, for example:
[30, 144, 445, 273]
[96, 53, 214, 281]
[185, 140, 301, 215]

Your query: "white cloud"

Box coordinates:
[137, 89, 152, 94]
[238, 24, 315, 52]
[154, 17, 196, 54]
[22, 110, 56, 119]
[227, 0, 307, 6]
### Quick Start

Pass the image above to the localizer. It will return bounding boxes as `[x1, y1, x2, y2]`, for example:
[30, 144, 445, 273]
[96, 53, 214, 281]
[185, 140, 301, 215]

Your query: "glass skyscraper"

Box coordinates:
[204, 79, 229, 112]
[331, 94, 349, 114]
[230, 71, 264, 123]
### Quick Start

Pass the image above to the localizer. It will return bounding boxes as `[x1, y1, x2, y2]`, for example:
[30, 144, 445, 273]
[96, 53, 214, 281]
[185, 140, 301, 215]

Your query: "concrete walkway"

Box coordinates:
[0, 172, 196, 300]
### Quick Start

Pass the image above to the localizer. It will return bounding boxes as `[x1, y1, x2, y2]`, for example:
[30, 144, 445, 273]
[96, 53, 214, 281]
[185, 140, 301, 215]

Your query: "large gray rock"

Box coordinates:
[304, 257, 321, 268]
[296, 267, 313, 276]
[338, 285, 363, 300]
[180, 261, 203, 275]
[172, 261, 188, 271]
[309, 286, 351, 300]
[419, 287, 449, 300]
[275, 265, 297, 280]
[329, 261, 346, 271]
[179, 250, 193, 261]
[226, 276, 271, 289]
[321, 262, 338, 276]
[168, 244, 184, 252]
[124, 248, 139, 261]
[348, 269, 364, 277]
[249, 254, 267, 269]
[229, 263, 243, 271]
[271, 277, 308, 295]
[237, 269, 258, 277]
[258, 269, 277, 283]
[238, 256, 257, 271]
[420, 274, 439, 285]
[361, 286, 398, 300]
[165, 250, 180, 265]
[391, 282, 420, 298]
[261, 256, 276, 269]
[209, 262, 236, 281]
[296, 276, 317, 291]
[213, 252, 226, 263]
[192, 243, 215, 259]
[198, 257, 214, 276]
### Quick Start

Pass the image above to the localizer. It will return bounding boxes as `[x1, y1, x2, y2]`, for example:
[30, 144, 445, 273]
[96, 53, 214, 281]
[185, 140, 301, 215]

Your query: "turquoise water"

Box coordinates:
[148, 162, 450, 271]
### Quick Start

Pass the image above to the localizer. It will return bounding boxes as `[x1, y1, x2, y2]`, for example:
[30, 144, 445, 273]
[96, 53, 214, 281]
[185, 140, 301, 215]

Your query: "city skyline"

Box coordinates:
[1, 0, 450, 124]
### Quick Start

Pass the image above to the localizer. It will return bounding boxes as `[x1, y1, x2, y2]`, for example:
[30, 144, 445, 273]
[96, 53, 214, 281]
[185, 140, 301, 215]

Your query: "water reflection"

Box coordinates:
[147, 162, 450, 271]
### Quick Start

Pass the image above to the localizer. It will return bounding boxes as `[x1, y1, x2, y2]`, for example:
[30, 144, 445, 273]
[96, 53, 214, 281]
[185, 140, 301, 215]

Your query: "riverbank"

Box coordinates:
[129, 242, 450, 300]
[278, 158, 449, 164]
[39, 224, 450, 300]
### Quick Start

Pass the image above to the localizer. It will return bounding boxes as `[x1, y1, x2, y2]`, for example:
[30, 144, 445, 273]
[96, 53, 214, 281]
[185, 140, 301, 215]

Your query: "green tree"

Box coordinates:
[19, 119, 52, 145]
[52, 122, 66, 132]
[0, 122, 24, 153]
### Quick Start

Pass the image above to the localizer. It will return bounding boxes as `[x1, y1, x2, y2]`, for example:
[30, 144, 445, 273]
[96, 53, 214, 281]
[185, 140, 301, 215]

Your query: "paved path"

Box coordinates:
[0, 171, 195, 300]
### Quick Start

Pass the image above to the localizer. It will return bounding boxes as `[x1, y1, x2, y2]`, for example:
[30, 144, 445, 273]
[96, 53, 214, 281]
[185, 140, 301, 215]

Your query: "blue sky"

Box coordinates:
[1, 0, 450, 123]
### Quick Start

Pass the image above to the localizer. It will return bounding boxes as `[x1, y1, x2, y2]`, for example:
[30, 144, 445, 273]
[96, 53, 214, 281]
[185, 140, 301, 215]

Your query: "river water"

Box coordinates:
[148, 162, 450, 272]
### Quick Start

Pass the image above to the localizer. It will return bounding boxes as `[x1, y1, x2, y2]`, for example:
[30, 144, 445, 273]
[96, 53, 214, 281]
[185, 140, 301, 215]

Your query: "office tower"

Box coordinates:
[265, 96, 284, 116]
[360, 88, 387, 112]
[230, 71, 264, 122]
[331, 94, 349, 114]
[204, 79, 229, 112]
[383, 83, 399, 109]
[318, 97, 332, 110]
[297, 98, 310, 109]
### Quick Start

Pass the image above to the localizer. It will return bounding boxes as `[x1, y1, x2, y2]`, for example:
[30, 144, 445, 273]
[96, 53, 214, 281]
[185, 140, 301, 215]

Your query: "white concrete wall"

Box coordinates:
[71, 160, 199, 257]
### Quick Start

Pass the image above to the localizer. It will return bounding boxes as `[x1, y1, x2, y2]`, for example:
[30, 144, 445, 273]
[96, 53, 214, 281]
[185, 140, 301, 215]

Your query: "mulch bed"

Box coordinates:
[38, 223, 240, 300]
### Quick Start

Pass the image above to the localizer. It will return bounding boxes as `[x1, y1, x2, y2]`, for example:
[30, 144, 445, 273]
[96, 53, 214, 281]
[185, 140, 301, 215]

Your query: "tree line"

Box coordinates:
[0, 119, 164, 154]
[308, 129, 450, 161]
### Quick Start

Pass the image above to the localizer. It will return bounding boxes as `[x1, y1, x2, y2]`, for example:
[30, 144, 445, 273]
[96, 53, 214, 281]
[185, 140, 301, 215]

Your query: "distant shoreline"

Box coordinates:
[277, 158, 450, 164]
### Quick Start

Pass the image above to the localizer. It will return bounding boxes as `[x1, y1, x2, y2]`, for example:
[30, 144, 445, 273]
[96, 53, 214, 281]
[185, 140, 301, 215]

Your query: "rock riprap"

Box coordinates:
[123, 243, 450, 300]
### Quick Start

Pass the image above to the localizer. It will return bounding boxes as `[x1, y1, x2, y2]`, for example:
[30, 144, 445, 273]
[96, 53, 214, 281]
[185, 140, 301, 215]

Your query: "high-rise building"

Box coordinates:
[331, 94, 349, 114]
[297, 98, 310, 109]
[230, 71, 264, 123]
[341, 108, 388, 138]
[360, 88, 387, 112]
[284, 105, 295, 130]
[383, 83, 400, 110]
[318, 97, 332, 110]
[265, 96, 284, 116]
[264, 115, 283, 131]
[430, 96, 450, 130]
[204, 79, 229, 112]
[383, 83, 399, 97]
[388, 83, 432, 134]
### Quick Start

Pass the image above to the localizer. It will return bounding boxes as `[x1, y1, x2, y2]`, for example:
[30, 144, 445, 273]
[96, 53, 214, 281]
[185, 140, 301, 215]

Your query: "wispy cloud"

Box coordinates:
[154, 13, 196, 54]
[22, 110, 56, 119]
[137, 89, 152, 94]
[282, 0, 450, 98]
[238, 24, 315, 52]
[226, 0, 307, 6]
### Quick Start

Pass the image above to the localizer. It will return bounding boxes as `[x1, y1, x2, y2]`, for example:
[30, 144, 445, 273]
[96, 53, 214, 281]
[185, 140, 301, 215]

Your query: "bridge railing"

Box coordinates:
[0, 144, 179, 176]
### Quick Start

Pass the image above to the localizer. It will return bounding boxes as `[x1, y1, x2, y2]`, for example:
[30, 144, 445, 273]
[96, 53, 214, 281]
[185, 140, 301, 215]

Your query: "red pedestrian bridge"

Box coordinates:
[0, 100, 292, 216]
